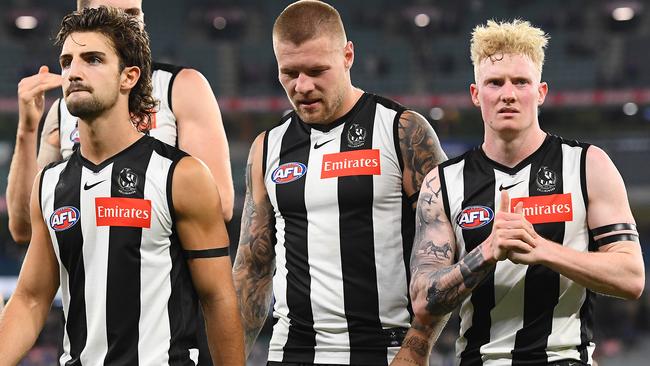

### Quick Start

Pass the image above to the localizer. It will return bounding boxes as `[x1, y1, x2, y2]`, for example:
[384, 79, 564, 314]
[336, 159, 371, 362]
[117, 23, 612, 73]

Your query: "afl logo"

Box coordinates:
[456, 206, 494, 230]
[271, 162, 307, 184]
[50, 206, 80, 231]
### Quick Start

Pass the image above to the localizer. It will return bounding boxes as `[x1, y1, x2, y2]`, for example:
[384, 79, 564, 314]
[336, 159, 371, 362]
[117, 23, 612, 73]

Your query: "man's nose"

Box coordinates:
[295, 73, 315, 94]
[66, 59, 83, 82]
[500, 82, 517, 103]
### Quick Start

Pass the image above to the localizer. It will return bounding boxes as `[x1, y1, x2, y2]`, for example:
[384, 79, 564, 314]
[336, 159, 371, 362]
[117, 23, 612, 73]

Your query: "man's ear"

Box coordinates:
[343, 41, 354, 70]
[538, 81, 548, 105]
[470, 84, 480, 107]
[120, 66, 141, 91]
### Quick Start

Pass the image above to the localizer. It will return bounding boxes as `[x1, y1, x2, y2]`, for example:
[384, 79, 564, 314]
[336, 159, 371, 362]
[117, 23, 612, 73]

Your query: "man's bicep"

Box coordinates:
[585, 146, 635, 229]
[15, 175, 59, 300]
[398, 110, 447, 198]
[584, 146, 642, 258]
[173, 157, 229, 252]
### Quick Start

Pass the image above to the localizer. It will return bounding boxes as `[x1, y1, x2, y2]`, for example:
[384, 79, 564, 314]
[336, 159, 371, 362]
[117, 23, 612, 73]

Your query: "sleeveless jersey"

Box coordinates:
[263, 93, 414, 365]
[40, 136, 199, 365]
[438, 134, 595, 366]
[59, 62, 183, 158]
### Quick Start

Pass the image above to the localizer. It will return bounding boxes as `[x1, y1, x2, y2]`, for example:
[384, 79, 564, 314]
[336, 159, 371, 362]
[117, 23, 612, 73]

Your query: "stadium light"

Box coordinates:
[622, 102, 638, 116]
[212, 16, 227, 30]
[429, 107, 444, 121]
[414, 13, 430, 28]
[612, 7, 635, 21]
[14, 15, 38, 30]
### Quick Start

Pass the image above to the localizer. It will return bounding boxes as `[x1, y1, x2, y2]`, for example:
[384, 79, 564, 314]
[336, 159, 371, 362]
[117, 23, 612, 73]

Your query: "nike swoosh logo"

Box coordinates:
[84, 180, 106, 190]
[313, 139, 335, 149]
[499, 180, 524, 191]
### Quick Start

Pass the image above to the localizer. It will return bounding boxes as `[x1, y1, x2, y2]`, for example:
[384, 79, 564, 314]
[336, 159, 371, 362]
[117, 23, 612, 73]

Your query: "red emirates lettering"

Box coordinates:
[510, 193, 573, 224]
[321, 149, 381, 178]
[95, 197, 152, 228]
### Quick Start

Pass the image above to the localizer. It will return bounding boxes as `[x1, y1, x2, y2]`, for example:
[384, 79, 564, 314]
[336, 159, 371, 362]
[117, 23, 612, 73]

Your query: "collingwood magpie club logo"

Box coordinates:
[536, 166, 557, 192]
[118, 168, 138, 195]
[347, 123, 366, 148]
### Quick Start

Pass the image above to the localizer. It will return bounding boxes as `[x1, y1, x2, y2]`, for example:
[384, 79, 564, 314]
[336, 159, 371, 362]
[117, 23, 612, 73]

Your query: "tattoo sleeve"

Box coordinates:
[424, 247, 493, 316]
[410, 168, 494, 323]
[232, 137, 276, 355]
[398, 110, 448, 202]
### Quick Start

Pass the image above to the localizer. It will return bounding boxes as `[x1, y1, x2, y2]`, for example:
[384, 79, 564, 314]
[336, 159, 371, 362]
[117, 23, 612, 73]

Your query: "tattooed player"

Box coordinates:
[233, 1, 446, 365]
[393, 20, 645, 366]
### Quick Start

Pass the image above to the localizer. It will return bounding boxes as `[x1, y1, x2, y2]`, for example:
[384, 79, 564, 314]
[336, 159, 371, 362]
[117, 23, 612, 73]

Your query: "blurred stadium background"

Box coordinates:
[0, 0, 649, 365]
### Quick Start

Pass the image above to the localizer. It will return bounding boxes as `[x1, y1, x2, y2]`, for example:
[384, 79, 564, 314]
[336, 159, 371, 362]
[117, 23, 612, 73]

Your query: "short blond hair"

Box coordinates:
[470, 19, 549, 81]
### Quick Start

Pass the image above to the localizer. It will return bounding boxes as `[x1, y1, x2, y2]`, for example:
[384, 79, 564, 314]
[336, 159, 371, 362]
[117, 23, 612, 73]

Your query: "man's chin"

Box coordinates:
[67, 103, 103, 120]
[296, 109, 323, 124]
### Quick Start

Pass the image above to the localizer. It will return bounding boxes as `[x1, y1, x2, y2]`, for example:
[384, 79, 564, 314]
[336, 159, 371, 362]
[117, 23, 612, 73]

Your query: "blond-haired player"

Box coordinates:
[393, 19, 644, 366]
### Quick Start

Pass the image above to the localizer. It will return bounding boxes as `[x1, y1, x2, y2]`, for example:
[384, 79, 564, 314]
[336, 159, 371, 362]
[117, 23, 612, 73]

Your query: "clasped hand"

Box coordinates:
[488, 190, 545, 265]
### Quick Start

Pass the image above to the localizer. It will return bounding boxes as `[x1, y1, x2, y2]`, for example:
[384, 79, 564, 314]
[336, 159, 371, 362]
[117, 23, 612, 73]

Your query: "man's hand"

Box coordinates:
[17, 66, 62, 133]
[487, 190, 537, 263]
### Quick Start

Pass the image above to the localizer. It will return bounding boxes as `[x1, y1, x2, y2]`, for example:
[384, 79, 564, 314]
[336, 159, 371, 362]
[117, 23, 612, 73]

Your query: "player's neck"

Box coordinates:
[482, 126, 546, 168]
[78, 103, 142, 165]
[326, 86, 364, 124]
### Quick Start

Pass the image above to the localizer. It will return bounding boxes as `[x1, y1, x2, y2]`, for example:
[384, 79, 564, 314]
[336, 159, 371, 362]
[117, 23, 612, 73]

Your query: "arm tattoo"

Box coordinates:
[233, 156, 276, 354]
[391, 356, 421, 365]
[425, 244, 494, 316]
[410, 167, 482, 328]
[393, 318, 446, 366]
[401, 336, 429, 358]
[398, 110, 447, 195]
[459, 249, 490, 288]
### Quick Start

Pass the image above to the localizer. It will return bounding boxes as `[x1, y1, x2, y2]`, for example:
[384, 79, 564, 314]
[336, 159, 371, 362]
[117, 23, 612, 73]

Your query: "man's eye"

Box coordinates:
[283, 71, 299, 79]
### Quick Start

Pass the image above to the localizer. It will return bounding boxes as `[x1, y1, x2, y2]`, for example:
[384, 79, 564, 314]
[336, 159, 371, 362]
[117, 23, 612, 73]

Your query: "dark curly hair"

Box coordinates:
[55, 6, 156, 132]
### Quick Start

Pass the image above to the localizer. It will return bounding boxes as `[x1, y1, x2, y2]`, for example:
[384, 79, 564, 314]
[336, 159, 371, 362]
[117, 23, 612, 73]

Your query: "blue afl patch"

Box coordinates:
[456, 205, 494, 229]
[50, 206, 81, 231]
[271, 162, 307, 184]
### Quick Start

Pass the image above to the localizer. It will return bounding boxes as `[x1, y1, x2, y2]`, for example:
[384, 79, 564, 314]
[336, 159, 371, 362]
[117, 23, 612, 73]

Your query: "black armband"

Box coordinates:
[408, 190, 420, 206]
[183, 247, 229, 259]
[590, 223, 639, 248]
[590, 223, 637, 237]
[595, 234, 639, 247]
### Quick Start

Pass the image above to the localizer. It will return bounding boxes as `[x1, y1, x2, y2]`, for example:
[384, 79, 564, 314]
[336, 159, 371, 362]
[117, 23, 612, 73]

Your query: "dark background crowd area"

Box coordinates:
[1, 0, 649, 365]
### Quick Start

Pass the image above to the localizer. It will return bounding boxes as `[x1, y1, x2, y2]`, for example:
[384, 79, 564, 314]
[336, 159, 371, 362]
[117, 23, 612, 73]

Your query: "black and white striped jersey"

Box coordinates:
[438, 134, 594, 366]
[263, 93, 414, 365]
[40, 136, 199, 366]
[59, 62, 183, 158]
